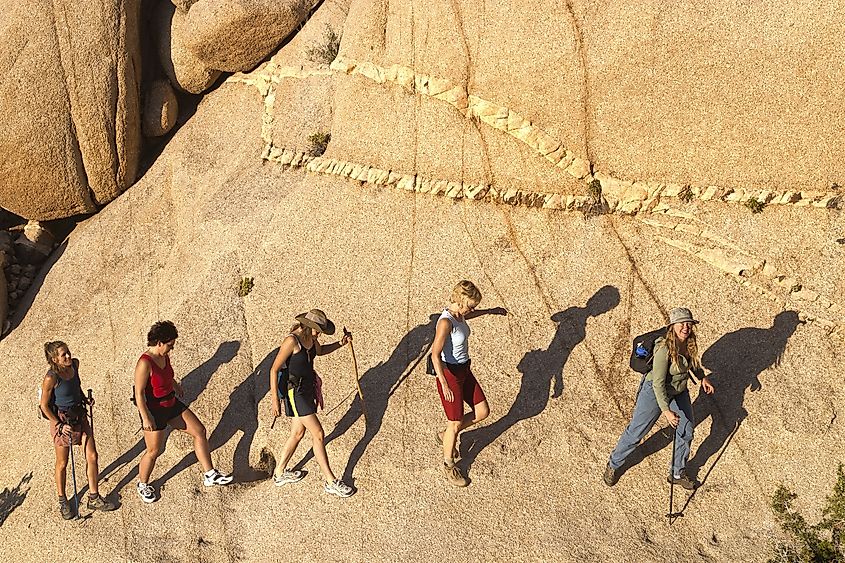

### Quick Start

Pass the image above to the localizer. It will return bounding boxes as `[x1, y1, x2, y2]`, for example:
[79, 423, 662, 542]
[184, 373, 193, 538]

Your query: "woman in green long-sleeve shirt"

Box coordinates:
[604, 307, 715, 490]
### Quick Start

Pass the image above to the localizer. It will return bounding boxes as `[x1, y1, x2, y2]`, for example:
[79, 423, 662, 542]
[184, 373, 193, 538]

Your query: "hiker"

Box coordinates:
[40, 341, 117, 519]
[604, 307, 715, 490]
[431, 280, 506, 486]
[269, 309, 354, 498]
[133, 321, 232, 503]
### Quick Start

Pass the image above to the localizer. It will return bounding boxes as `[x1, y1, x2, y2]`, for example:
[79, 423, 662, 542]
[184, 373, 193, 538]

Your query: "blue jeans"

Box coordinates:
[608, 376, 694, 476]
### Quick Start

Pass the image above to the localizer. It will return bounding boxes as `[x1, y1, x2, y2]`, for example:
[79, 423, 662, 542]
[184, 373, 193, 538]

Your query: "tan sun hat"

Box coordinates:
[668, 307, 699, 326]
[295, 309, 336, 335]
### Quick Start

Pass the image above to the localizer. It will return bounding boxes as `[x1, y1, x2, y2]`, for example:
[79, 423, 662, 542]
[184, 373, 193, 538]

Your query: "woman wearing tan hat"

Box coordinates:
[269, 309, 354, 497]
[603, 307, 715, 490]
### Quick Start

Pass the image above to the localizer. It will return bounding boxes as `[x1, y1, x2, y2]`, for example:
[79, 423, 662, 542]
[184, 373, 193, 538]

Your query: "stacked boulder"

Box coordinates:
[0, 0, 314, 222]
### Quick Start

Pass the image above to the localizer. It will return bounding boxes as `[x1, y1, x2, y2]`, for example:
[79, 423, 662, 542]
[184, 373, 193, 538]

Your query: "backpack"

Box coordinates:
[629, 327, 667, 374]
[37, 387, 55, 420]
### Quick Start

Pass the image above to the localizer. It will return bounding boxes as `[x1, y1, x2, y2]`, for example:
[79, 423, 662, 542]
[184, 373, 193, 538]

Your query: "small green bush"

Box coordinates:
[307, 132, 331, 157]
[238, 277, 254, 298]
[583, 178, 606, 217]
[745, 198, 767, 214]
[306, 25, 341, 65]
[769, 463, 845, 562]
[678, 185, 694, 203]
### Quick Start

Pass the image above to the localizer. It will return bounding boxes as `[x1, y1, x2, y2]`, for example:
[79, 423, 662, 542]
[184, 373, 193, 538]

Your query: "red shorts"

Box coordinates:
[436, 361, 486, 421]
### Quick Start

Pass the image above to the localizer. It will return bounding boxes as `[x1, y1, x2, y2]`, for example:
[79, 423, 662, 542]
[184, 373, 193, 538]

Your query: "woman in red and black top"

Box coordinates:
[133, 321, 232, 503]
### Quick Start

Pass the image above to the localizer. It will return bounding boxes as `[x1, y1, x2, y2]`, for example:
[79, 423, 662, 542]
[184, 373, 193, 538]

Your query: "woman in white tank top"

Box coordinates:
[430, 280, 507, 487]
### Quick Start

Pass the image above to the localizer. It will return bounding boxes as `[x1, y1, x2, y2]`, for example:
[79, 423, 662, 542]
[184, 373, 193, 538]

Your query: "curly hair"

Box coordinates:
[664, 325, 701, 372]
[44, 341, 69, 373]
[147, 321, 178, 346]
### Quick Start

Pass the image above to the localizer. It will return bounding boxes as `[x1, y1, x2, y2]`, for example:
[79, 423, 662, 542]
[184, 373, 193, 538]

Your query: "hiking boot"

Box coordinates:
[137, 482, 156, 504]
[667, 470, 700, 491]
[324, 479, 354, 498]
[58, 497, 74, 520]
[203, 468, 233, 487]
[273, 469, 305, 487]
[442, 462, 469, 487]
[87, 494, 117, 512]
[603, 464, 620, 487]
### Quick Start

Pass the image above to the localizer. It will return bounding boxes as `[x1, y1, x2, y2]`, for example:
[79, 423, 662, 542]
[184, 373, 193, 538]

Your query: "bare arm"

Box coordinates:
[464, 306, 508, 320]
[40, 373, 60, 424]
[315, 332, 351, 356]
[269, 337, 296, 417]
[431, 318, 454, 402]
[133, 358, 154, 431]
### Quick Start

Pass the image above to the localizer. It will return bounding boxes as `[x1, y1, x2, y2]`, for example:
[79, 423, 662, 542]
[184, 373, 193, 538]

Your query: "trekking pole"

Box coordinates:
[87, 389, 94, 433]
[666, 424, 683, 523]
[67, 427, 80, 519]
[343, 327, 367, 426]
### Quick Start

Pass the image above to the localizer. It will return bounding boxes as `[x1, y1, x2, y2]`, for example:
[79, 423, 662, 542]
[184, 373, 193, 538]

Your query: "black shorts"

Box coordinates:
[282, 386, 317, 418]
[149, 399, 188, 430]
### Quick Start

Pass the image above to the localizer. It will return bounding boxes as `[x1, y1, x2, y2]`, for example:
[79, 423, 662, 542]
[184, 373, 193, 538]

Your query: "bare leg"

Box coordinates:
[170, 408, 213, 472]
[277, 418, 306, 476]
[82, 433, 100, 495]
[139, 430, 166, 484]
[441, 400, 490, 462]
[299, 414, 336, 482]
[54, 445, 69, 497]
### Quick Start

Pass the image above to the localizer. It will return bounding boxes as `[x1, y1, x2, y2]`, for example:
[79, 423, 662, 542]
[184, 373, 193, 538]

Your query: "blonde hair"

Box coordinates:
[44, 341, 68, 374]
[664, 326, 701, 372]
[451, 280, 482, 308]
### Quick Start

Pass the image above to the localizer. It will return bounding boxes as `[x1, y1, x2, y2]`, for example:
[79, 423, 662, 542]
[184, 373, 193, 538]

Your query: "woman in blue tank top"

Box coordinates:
[40, 341, 116, 519]
[430, 280, 507, 487]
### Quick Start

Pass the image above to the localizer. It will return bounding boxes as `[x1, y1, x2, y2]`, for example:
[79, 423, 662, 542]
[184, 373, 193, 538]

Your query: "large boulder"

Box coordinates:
[142, 79, 179, 137]
[0, 0, 142, 221]
[154, 0, 221, 94]
[183, 0, 312, 73]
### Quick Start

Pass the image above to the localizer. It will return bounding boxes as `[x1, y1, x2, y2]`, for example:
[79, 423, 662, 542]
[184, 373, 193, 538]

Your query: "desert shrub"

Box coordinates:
[678, 185, 694, 203]
[238, 277, 254, 297]
[745, 198, 767, 214]
[306, 25, 341, 65]
[583, 178, 607, 217]
[307, 132, 331, 157]
[769, 463, 845, 562]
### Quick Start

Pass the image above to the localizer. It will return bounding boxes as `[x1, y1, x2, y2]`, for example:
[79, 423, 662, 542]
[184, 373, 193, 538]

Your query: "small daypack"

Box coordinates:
[629, 327, 667, 374]
[37, 387, 55, 420]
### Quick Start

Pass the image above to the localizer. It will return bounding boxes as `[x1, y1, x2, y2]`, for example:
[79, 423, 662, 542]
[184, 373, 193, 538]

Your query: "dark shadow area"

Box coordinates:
[292, 315, 439, 484]
[459, 285, 620, 474]
[158, 343, 271, 488]
[6, 240, 67, 335]
[620, 311, 801, 483]
[0, 472, 32, 526]
[97, 340, 240, 499]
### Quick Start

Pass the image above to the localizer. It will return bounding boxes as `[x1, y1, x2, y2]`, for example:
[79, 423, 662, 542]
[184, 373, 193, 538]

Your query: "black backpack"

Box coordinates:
[629, 327, 667, 374]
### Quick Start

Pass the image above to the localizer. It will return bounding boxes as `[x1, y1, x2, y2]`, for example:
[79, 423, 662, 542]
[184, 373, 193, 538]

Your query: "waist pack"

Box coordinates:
[629, 327, 667, 374]
[130, 386, 175, 408]
[58, 403, 87, 427]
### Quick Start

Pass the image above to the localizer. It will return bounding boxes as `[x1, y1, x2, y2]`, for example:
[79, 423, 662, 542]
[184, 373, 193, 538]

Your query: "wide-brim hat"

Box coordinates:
[295, 309, 336, 335]
[668, 307, 699, 326]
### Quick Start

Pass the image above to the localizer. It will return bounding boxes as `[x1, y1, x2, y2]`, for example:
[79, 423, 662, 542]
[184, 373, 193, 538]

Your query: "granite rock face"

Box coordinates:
[0, 0, 142, 220]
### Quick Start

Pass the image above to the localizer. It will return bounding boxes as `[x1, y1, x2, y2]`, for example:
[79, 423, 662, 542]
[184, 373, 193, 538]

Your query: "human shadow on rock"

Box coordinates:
[0, 472, 32, 526]
[625, 311, 801, 481]
[98, 340, 240, 498]
[293, 315, 439, 484]
[459, 285, 620, 474]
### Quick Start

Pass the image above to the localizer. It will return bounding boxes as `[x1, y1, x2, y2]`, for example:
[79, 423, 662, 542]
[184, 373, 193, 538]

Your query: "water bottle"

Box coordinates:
[635, 344, 649, 358]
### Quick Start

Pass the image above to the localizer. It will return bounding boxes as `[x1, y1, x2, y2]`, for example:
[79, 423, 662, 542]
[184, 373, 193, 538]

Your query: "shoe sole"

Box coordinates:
[274, 475, 305, 487]
[324, 488, 354, 498]
[138, 495, 156, 504]
[204, 478, 233, 487]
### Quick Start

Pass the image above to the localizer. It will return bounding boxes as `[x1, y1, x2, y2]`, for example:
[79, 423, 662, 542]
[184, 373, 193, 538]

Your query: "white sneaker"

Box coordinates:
[324, 479, 354, 498]
[203, 469, 233, 487]
[137, 482, 156, 504]
[273, 469, 305, 486]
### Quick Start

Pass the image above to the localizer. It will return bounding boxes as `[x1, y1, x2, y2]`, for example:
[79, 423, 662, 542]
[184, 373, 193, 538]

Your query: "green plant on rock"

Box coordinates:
[769, 463, 845, 562]
[238, 276, 254, 298]
[745, 198, 767, 214]
[306, 24, 341, 65]
[307, 132, 331, 157]
[678, 185, 694, 203]
[583, 178, 607, 218]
